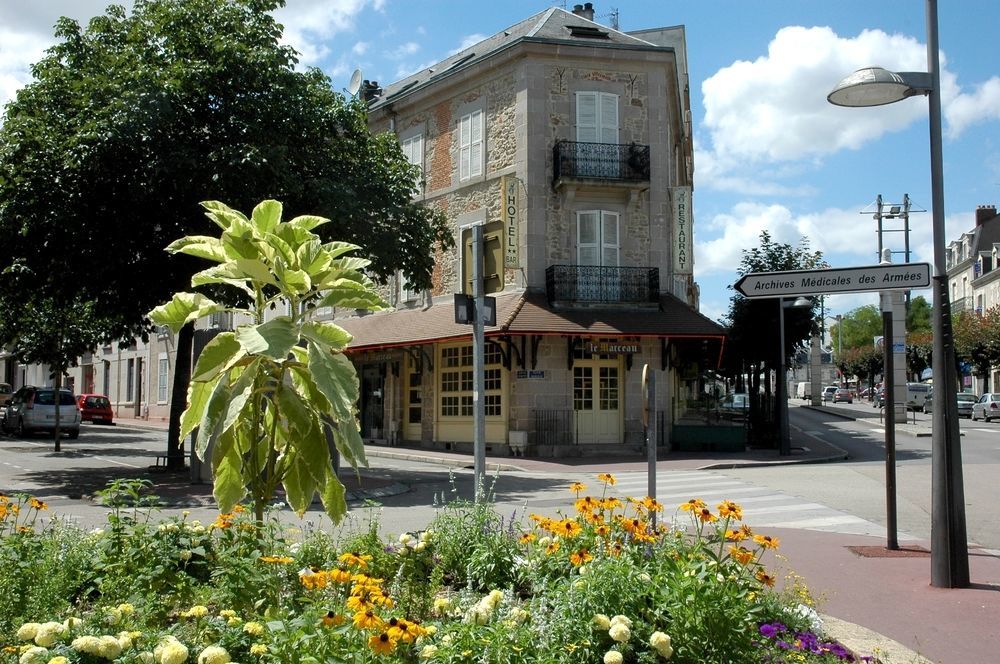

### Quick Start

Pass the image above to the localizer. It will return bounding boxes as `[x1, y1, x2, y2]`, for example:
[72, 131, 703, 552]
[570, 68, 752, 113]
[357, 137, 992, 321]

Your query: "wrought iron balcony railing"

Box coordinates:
[552, 141, 650, 183]
[546, 265, 659, 305]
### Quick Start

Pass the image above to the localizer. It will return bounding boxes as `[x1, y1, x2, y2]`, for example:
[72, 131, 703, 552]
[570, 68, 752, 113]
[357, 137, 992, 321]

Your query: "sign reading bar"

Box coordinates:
[734, 263, 931, 298]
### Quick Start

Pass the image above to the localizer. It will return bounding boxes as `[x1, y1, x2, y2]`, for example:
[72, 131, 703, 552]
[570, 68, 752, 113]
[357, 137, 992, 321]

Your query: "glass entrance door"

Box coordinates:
[573, 360, 621, 444]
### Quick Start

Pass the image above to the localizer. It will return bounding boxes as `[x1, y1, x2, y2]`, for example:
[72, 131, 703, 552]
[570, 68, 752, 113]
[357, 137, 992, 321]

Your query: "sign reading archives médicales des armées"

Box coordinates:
[734, 263, 931, 299]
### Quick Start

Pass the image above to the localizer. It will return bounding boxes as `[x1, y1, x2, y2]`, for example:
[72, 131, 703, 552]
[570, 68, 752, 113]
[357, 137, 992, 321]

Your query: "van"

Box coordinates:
[795, 382, 811, 400]
[905, 382, 931, 412]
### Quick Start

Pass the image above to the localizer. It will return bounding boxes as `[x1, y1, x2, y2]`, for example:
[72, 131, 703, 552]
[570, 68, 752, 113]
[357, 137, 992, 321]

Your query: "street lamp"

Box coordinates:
[778, 296, 812, 456]
[827, 0, 968, 587]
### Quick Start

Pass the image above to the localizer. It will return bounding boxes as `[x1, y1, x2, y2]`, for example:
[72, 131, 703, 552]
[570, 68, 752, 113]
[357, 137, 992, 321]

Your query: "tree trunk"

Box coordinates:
[166, 323, 194, 470]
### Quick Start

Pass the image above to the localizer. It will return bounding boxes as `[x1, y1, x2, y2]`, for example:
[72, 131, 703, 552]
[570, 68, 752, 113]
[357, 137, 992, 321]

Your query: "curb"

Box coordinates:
[802, 405, 932, 438]
[364, 447, 526, 472]
[821, 614, 934, 664]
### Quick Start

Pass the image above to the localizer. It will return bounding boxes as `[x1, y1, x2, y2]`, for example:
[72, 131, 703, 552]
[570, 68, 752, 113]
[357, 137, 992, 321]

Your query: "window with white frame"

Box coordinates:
[439, 343, 502, 417]
[459, 109, 483, 181]
[126, 358, 135, 402]
[157, 356, 169, 403]
[401, 133, 423, 174]
[577, 210, 620, 266]
[398, 270, 418, 305]
[576, 91, 619, 144]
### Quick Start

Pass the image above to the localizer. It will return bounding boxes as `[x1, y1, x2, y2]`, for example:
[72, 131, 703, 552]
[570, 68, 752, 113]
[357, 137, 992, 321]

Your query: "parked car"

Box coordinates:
[821, 386, 838, 402]
[719, 393, 750, 420]
[970, 393, 1000, 422]
[2, 386, 80, 438]
[923, 391, 978, 418]
[905, 382, 932, 412]
[0, 382, 11, 425]
[76, 393, 114, 424]
[832, 388, 853, 404]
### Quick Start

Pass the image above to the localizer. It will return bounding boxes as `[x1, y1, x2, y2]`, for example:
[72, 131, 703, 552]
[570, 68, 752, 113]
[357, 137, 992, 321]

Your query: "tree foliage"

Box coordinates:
[0, 0, 449, 347]
[151, 200, 386, 523]
[953, 306, 1000, 394]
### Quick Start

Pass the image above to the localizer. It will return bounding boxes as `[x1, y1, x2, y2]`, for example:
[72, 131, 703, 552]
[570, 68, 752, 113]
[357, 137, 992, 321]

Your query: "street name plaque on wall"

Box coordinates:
[734, 263, 931, 298]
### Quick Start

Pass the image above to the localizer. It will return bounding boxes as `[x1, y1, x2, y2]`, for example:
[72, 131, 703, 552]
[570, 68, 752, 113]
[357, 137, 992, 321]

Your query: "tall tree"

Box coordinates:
[0, 0, 450, 465]
[953, 306, 1000, 394]
[906, 295, 933, 334]
[724, 232, 824, 445]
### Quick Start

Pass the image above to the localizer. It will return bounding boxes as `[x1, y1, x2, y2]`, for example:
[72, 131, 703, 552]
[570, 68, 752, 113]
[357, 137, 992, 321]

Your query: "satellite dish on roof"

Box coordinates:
[347, 69, 363, 97]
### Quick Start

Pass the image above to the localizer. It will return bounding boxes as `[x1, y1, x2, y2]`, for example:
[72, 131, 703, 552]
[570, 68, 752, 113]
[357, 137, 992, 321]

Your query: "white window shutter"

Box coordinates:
[601, 212, 620, 266]
[459, 115, 471, 180]
[577, 211, 599, 265]
[470, 110, 483, 177]
[576, 92, 598, 143]
[599, 93, 619, 144]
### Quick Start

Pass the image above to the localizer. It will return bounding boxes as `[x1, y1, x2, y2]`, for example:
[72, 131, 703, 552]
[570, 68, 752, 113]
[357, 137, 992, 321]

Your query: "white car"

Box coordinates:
[1, 386, 80, 438]
[821, 386, 838, 402]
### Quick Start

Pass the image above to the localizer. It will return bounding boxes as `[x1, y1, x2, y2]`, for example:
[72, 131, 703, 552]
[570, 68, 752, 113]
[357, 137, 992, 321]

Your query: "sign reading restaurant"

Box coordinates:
[670, 186, 693, 275]
[734, 263, 931, 298]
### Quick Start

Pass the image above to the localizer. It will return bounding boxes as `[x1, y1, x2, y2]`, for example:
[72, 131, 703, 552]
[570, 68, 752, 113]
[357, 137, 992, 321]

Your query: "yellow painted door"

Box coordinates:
[574, 360, 621, 444]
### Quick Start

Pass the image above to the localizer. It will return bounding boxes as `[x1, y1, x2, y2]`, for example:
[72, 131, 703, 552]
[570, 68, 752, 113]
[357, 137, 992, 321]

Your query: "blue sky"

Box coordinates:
[2, 1, 998, 330]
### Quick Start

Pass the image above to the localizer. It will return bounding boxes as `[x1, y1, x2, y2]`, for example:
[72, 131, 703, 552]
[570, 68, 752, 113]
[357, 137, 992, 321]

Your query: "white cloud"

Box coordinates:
[945, 76, 1000, 138]
[450, 34, 487, 56]
[352, 41, 370, 56]
[389, 42, 420, 60]
[273, 0, 383, 66]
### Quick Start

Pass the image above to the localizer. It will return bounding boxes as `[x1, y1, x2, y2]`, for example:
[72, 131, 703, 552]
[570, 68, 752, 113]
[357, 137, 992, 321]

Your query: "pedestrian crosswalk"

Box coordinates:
[591, 470, 913, 540]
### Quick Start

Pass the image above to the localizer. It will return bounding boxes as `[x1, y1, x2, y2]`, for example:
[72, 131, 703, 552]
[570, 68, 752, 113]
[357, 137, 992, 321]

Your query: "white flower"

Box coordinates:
[18, 646, 48, 664]
[289, 542, 301, 554]
[414, 541, 427, 552]
[179, 550, 193, 561]
[16, 623, 41, 642]
[639, 572, 652, 583]
[398, 545, 411, 556]
[197, 645, 231, 664]
[610, 614, 633, 629]
[32, 622, 64, 647]
[592, 614, 611, 630]
[603, 650, 623, 664]
[578, 565, 588, 575]
[104, 607, 123, 625]
[650, 631, 673, 659]
[137, 652, 155, 664]
[98, 634, 123, 659]
[609, 623, 631, 643]
[419, 644, 438, 659]
[419, 529, 433, 542]
[399, 532, 413, 545]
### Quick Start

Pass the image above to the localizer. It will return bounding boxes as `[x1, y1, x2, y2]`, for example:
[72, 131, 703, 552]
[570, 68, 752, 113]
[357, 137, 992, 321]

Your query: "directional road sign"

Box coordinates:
[734, 262, 931, 298]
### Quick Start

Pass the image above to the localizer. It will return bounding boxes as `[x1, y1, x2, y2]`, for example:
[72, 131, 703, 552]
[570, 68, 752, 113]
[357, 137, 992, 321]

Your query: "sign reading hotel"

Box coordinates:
[670, 187, 692, 276]
[734, 263, 931, 298]
[501, 175, 519, 268]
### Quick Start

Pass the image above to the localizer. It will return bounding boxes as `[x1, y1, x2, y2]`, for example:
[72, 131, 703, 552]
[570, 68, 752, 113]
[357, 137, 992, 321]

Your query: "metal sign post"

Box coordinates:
[642, 364, 657, 528]
[471, 224, 486, 502]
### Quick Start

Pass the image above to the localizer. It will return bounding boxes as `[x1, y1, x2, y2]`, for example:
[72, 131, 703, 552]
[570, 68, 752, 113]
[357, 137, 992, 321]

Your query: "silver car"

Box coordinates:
[2, 386, 80, 438]
[923, 392, 978, 418]
[970, 393, 1000, 422]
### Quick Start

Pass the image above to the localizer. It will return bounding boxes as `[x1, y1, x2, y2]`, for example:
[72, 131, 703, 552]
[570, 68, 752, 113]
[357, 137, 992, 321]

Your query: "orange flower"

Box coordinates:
[322, 611, 345, 627]
[519, 532, 536, 544]
[574, 496, 598, 514]
[353, 609, 383, 631]
[28, 497, 48, 511]
[607, 540, 624, 557]
[569, 482, 587, 494]
[729, 546, 754, 565]
[300, 571, 329, 590]
[545, 540, 561, 555]
[368, 632, 396, 655]
[556, 519, 582, 538]
[697, 508, 718, 523]
[600, 497, 623, 511]
[328, 569, 352, 584]
[632, 528, 657, 544]
[338, 552, 372, 569]
[717, 500, 743, 520]
[641, 497, 664, 513]
[260, 555, 294, 564]
[594, 524, 611, 537]
[679, 498, 706, 513]
[753, 534, 780, 549]
[569, 548, 593, 566]
[620, 516, 645, 534]
[387, 617, 417, 643]
[596, 473, 617, 486]
[756, 570, 776, 587]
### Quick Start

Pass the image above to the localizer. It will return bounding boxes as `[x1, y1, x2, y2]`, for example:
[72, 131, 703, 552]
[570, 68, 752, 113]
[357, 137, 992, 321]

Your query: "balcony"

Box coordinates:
[546, 265, 659, 305]
[552, 141, 650, 185]
[950, 296, 973, 314]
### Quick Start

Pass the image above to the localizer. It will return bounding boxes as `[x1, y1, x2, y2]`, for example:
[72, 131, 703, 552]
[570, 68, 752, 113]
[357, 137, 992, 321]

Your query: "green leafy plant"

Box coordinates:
[149, 199, 388, 523]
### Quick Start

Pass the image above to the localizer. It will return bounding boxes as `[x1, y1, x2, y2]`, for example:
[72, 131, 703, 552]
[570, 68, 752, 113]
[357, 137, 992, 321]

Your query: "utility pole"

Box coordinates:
[472, 224, 486, 501]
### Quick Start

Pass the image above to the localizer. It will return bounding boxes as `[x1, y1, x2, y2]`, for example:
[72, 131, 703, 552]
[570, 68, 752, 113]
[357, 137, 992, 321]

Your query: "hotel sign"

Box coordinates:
[501, 175, 519, 268]
[671, 187, 692, 276]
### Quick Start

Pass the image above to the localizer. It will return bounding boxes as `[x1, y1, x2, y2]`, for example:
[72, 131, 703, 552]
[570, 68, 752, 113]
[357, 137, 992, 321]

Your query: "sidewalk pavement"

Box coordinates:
[111, 408, 996, 664]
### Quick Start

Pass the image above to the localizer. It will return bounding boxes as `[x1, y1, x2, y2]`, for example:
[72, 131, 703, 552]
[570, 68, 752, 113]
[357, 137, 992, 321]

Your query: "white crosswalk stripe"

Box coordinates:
[584, 470, 914, 540]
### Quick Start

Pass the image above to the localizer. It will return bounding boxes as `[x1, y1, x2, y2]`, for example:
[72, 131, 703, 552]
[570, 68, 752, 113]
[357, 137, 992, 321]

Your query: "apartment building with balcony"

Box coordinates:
[334, 4, 726, 456]
[946, 204, 1000, 391]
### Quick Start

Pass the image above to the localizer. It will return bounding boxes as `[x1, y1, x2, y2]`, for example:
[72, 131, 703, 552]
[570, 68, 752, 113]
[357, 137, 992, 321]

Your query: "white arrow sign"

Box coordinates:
[734, 263, 931, 298]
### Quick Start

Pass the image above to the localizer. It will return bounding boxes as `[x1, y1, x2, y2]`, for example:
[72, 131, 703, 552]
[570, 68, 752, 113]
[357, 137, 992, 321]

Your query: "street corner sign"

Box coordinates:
[734, 262, 931, 298]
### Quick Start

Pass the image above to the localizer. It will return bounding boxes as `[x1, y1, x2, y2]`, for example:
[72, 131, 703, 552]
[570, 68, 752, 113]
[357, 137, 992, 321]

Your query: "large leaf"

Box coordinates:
[251, 199, 282, 235]
[264, 233, 296, 267]
[201, 201, 249, 230]
[235, 258, 278, 286]
[282, 450, 316, 518]
[319, 469, 348, 523]
[181, 376, 222, 441]
[212, 426, 246, 513]
[291, 406, 330, 486]
[321, 240, 363, 260]
[191, 332, 244, 382]
[222, 233, 262, 262]
[288, 364, 331, 414]
[149, 293, 224, 334]
[288, 214, 330, 232]
[235, 316, 298, 359]
[308, 346, 359, 421]
[196, 372, 232, 460]
[165, 236, 228, 263]
[315, 281, 388, 312]
[332, 419, 368, 470]
[297, 239, 331, 278]
[191, 263, 253, 291]
[220, 361, 259, 438]
[276, 380, 314, 440]
[301, 321, 352, 353]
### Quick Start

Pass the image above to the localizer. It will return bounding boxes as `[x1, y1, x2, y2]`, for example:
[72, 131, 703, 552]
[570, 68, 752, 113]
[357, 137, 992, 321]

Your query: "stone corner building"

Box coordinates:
[335, 4, 727, 457]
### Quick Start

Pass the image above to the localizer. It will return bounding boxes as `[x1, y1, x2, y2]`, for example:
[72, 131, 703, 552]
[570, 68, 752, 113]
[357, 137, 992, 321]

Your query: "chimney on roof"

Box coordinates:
[572, 3, 595, 21]
[976, 204, 997, 227]
[361, 80, 382, 102]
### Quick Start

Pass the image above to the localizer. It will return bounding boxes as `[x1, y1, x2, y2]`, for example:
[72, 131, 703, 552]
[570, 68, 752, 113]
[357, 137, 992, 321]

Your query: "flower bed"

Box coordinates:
[0, 476, 875, 663]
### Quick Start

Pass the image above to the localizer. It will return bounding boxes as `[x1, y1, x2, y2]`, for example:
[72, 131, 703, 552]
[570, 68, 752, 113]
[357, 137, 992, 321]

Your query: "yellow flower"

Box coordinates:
[180, 605, 209, 619]
[259, 555, 294, 564]
[753, 534, 780, 549]
[696, 507, 718, 523]
[569, 482, 587, 494]
[756, 570, 776, 587]
[574, 496, 599, 514]
[353, 609, 383, 631]
[545, 540, 561, 555]
[569, 548, 593, 566]
[717, 500, 743, 520]
[338, 552, 372, 569]
[556, 519, 582, 538]
[28, 497, 47, 511]
[387, 618, 417, 643]
[368, 632, 396, 656]
[47, 657, 69, 664]
[321, 611, 345, 627]
[597, 473, 617, 486]
[729, 546, 755, 565]
[243, 622, 265, 636]
[518, 532, 536, 544]
[640, 497, 664, 513]
[250, 644, 268, 655]
[196, 645, 231, 664]
[604, 650, 624, 664]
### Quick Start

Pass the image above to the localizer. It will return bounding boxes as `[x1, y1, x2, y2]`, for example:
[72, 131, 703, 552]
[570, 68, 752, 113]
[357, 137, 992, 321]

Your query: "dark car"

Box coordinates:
[832, 388, 853, 404]
[76, 393, 114, 424]
[2, 386, 80, 438]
